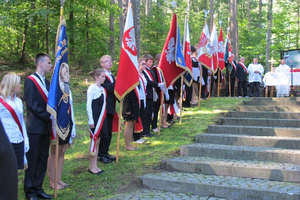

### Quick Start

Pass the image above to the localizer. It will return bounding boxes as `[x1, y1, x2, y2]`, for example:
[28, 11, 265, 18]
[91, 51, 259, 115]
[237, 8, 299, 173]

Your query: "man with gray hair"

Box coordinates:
[236, 57, 248, 97]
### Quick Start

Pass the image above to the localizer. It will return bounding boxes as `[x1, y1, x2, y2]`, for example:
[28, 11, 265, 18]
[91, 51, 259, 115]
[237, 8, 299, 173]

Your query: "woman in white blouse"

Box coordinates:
[0, 73, 29, 170]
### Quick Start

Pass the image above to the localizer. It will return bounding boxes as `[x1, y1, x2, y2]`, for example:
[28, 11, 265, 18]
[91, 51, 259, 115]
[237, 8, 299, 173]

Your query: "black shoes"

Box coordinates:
[98, 153, 116, 163]
[36, 193, 54, 199]
[142, 133, 155, 138]
[88, 169, 105, 175]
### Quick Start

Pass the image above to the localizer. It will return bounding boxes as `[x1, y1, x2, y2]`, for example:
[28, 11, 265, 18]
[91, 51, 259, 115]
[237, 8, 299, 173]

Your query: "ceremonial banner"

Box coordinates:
[197, 23, 212, 72]
[114, 1, 139, 101]
[47, 19, 71, 141]
[158, 14, 188, 88]
[183, 22, 193, 87]
[224, 32, 235, 71]
[218, 27, 225, 70]
[211, 23, 218, 74]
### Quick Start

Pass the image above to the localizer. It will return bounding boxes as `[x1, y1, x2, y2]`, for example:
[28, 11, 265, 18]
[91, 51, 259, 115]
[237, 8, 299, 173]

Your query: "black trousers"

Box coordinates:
[24, 133, 50, 198]
[144, 99, 153, 134]
[226, 77, 236, 96]
[250, 82, 260, 97]
[99, 114, 113, 156]
[184, 84, 192, 107]
[237, 80, 248, 97]
[151, 100, 160, 129]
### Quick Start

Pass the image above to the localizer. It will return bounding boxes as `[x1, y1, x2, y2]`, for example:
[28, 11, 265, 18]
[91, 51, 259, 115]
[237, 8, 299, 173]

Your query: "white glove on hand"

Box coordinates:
[165, 92, 170, 101]
[71, 130, 76, 138]
[24, 137, 30, 152]
[158, 83, 165, 91]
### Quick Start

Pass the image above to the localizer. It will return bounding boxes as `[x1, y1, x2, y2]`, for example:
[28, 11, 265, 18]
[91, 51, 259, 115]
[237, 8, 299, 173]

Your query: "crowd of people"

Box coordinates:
[0, 47, 291, 199]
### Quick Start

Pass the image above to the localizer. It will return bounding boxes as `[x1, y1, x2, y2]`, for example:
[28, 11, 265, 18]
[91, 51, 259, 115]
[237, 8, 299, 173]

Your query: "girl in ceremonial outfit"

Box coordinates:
[87, 68, 107, 175]
[0, 73, 29, 170]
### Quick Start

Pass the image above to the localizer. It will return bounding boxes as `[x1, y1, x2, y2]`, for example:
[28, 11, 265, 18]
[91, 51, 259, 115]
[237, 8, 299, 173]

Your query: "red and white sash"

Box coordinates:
[231, 61, 236, 71]
[28, 75, 57, 144]
[239, 62, 248, 73]
[89, 87, 107, 155]
[0, 98, 23, 136]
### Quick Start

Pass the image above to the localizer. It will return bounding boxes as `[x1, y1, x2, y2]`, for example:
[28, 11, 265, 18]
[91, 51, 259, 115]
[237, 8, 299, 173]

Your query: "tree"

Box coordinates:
[265, 0, 273, 72]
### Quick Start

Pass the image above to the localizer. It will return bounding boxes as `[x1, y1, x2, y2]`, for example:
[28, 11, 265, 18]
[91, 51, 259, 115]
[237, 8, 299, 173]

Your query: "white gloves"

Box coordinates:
[71, 129, 76, 138]
[165, 91, 170, 101]
[158, 83, 165, 91]
[24, 137, 30, 152]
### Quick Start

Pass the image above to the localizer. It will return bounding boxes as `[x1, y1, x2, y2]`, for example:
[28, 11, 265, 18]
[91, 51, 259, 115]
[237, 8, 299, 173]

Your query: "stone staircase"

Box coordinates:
[111, 98, 300, 200]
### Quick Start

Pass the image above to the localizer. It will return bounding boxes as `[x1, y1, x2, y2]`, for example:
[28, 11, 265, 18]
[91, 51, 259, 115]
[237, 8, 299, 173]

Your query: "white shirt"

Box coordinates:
[86, 84, 105, 125]
[248, 63, 264, 83]
[104, 69, 114, 83]
[138, 75, 147, 101]
[36, 71, 46, 86]
[275, 64, 290, 73]
[0, 95, 28, 145]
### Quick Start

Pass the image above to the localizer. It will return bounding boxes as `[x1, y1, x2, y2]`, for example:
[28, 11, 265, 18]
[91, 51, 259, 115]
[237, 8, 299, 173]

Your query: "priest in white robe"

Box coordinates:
[248, 58, 264, 97]
[275, 59, 290, 97]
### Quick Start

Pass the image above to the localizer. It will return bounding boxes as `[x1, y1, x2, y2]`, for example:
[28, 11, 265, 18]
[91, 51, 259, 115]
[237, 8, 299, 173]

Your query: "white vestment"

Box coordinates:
[248, 63, 264, 83]
[275, 64, 290, 97]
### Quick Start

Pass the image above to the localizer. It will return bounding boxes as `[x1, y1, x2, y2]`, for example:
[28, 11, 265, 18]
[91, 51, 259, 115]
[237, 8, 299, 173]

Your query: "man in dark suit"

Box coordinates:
[142, 54, 164, 137]
[24, 53, 54, 200]
[98, 55, 116, 164]
[236, 57, 248, 97]
[0, 119, 18, 200]
[225, 54, 237, 97]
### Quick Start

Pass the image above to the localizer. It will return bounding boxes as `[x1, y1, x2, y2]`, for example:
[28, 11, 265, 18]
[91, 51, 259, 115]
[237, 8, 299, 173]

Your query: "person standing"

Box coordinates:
[24, 53, 54, 200]
[225, 54, 237, 97]
[275, 59, 290, 97]
[248, 58, 264, 97]
[98, 55, 116, 164]
[236, 57, 248, 97]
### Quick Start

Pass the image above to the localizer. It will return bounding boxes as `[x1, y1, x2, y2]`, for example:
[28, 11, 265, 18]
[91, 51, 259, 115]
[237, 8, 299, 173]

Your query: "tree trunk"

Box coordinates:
[69, 0, 74, 55]
[265, 0, 273, 72]
[228, 0, 231, 29]
[132, 0, 141, 57]
[235, 0, 239, 60]
[20, 19, 28, 63]
[247, 0, 250, 31]
[210, 0, 213, 33]
[258, 0, 262, 29]
[230, 0, 237, 60]
[86, 8, 89, 54]
[109, 0, 116, 60]
[297, 0, 299, 49]
[46, 0, 49, 54]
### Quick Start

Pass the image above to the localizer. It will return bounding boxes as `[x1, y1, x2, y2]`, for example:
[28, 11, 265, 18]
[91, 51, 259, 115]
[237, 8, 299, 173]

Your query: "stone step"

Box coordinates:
[251, 97, 300, 101]
[195, 133, 300, 149]
[236, 105, 300, 112]
[243, 100, 300, 106]
[227, 111, 300, 119]
[217, 117, 300, 127]
[180, 143, 300, 164]
[108, 189, 231, 200]
[140, 172, 300, 200]
[208, 125, 300, 137]
[161, 156, 300, 182]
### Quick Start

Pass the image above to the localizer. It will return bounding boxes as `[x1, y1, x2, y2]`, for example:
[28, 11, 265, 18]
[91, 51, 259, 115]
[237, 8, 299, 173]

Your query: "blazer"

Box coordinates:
[24, 72, 52, 134]
[236, 63, 248, 82]
[142, 68, 159, 100]
[102, 75, 116, 115]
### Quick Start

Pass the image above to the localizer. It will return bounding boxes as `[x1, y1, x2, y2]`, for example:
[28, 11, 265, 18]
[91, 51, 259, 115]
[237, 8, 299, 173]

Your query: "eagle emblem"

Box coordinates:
[123, 27, 137, 56]
[165, 37, 175, 64]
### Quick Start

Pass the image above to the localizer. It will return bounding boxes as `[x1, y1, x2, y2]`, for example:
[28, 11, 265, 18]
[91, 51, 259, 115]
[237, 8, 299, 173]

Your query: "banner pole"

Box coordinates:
[208, 74, 212, 99]
[116, 100, 123, 162]
[229, 70, 231, 97]
[158, 90, 164, 135]
[217, 70, 220, 97]
[198, 66, 203, 108]
[179, 76, 184, 124]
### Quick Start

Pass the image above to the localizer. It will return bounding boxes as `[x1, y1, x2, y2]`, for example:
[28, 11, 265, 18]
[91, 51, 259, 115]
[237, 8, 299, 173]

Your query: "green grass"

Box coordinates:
[16, 74, 245, 200]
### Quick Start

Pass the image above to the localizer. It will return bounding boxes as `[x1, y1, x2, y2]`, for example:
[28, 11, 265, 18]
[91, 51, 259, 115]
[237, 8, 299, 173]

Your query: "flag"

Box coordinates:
[158, 13, 187, 88]
[114, 1, 139, 101]
[210, 23, 218, 74]
[183, 22, 193, 87]
[197, 22, 212, 73]
[224, 31, 235, 71]
[218, 27, 225, 70]
[47, 19, 71, 140]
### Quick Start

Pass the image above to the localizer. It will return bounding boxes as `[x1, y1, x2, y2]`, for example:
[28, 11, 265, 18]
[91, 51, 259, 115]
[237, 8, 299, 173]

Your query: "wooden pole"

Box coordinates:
[208, 74, 212, 99]
[158, 90, 165, 135]
[116, 100, 123, 162]
[198, 66, 203, 108]
[265, 86, 268, 97]
[217, 70, 220, 97]
[179, 76, 184, 124]
[229, 70, 231, 97]
[54, 5, 64, 199]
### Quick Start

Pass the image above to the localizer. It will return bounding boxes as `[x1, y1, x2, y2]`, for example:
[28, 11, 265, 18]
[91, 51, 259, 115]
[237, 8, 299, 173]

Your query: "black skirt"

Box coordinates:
[122, 90, 140, 121]
[11, 141, 24, 170]
[165, 89, 175, 105]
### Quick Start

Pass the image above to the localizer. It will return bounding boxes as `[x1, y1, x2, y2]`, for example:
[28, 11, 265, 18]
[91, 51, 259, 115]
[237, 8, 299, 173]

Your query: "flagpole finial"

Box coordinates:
[204, 9, 209, 21]
[227, 27, 230, 33]
[171, 1, 177, 12]
[60, 0, 65, 7]
[219, 21, 223, 27]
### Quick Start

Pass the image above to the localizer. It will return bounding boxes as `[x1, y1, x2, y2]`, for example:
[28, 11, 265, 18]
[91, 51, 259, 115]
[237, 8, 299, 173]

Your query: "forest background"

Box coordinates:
[0, 0, 299, 74]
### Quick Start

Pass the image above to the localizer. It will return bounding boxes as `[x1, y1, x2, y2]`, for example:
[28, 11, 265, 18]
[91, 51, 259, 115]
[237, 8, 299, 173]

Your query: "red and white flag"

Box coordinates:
[224, 31, 236, 71]
[197, 23, 212, 73]
[114, 1, 139, 101]
[210, 23, 218, 74]
[218, 27, 225, 70]
[183, 21, 193, 87]
[158, 14, 185, 88]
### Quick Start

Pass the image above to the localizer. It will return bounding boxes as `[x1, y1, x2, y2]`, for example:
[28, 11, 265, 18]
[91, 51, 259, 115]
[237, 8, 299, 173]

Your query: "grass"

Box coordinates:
[15, 74, 245, 200]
